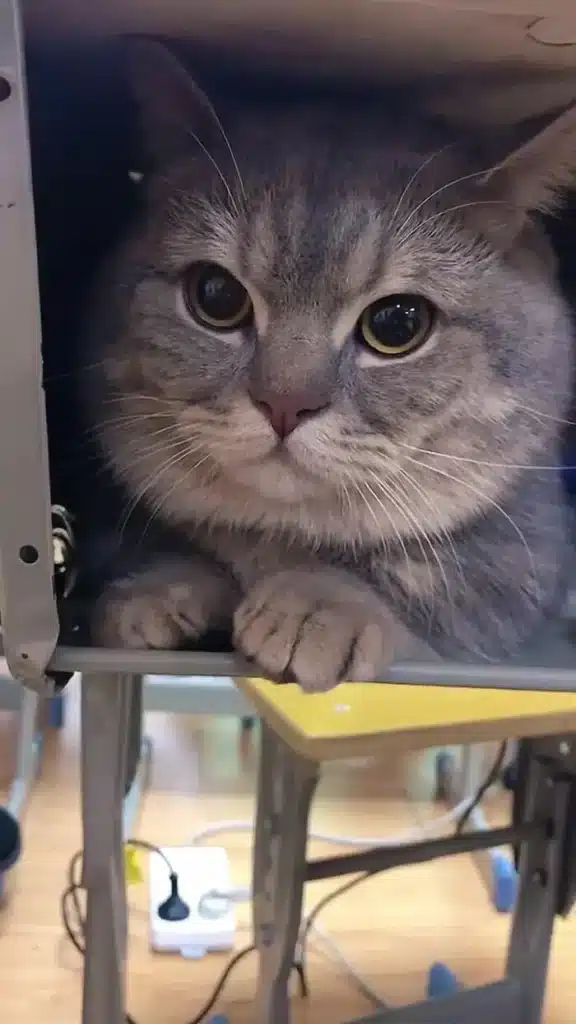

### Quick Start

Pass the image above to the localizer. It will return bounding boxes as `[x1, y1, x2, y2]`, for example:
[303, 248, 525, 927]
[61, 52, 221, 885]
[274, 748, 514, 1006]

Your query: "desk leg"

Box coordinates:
[505, 739, 571, 1024]
[81, 673, 136, 1024]
[252, 724, 318, 1024]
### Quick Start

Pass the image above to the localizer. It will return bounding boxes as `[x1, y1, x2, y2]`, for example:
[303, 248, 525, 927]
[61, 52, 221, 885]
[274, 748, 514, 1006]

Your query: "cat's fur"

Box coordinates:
[81, 42, 576, 690]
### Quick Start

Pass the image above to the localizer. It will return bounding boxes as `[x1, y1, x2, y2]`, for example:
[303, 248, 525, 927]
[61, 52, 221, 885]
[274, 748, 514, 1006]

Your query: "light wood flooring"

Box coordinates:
[1, 681, 575, 1023]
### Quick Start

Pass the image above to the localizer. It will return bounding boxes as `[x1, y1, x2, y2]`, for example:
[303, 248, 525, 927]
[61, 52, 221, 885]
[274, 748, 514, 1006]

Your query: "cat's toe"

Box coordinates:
[92, 579, 206, 649]
[234, 572, 389, 691]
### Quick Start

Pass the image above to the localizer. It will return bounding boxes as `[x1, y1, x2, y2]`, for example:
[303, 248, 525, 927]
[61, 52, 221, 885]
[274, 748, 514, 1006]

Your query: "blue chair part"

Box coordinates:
[491, 850, 517, 913]
[49, 695, 65, 729]
[427, 962, 461, 1000]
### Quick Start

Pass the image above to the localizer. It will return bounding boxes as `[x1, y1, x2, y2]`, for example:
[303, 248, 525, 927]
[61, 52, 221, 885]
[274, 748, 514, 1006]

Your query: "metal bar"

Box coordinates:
[44, 644, 576, 692]
[253, 726, 318, 1024]
[505, 742, 572, 1023]
[0, 0, 59, 686]
[80, 673, 129, 1024]
[306, 824, 536, 882]
[350, 980, 521, 1024]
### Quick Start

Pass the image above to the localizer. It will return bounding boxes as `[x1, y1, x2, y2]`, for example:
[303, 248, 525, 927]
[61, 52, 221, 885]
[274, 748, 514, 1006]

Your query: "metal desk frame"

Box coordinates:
[251, 725, 575, 1024]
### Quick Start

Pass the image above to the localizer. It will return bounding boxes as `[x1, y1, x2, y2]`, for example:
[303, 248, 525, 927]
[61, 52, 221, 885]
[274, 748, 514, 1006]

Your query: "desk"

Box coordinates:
[235, 679, 576, 759]
[235, 678, 576, 1024]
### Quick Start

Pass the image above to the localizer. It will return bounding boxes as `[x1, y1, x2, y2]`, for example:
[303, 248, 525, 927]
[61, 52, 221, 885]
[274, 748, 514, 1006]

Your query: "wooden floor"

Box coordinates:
[1, 682, 575, 1024]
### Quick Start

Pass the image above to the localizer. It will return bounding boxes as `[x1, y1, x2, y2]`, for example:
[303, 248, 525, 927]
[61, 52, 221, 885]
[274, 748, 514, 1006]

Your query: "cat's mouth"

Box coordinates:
[217, 438, 332, 502]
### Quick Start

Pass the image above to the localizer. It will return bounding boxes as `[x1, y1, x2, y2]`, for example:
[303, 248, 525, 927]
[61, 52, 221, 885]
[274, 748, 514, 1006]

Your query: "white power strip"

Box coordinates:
[149, 846, 237, 956]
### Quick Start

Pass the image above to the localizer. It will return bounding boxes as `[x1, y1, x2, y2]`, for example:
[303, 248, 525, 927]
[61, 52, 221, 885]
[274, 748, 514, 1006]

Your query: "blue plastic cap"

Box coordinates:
[428, 962, 460, 999]
[209, 1017, 229, 1024]
[492, 851, 518, 914]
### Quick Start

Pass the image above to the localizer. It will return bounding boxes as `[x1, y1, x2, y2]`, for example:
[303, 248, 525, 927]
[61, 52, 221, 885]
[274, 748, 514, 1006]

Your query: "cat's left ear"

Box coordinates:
[479, 102, 576, 222]
[126, 38, 222, 165]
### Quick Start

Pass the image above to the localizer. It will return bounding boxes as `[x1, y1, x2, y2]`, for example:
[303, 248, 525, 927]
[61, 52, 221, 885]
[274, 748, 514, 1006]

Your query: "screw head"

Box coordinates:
[0, 77, 11, 102]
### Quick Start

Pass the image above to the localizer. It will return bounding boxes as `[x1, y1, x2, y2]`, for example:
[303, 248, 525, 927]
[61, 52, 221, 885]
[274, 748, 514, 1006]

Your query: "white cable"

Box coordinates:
[189, 796, 475, 851]
[200, 883, 386, 1008]
[190, 777, 487, 1003]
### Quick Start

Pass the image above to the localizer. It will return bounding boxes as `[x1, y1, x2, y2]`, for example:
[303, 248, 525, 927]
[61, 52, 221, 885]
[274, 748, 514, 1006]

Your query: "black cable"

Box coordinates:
[299, 743, 512, 970]
[182, 945, 256, 1024]
[455, 740, 508, 835]
[60, 843, 308, 1024]
[296, 871, 373, 987]
[62, 742, 510, 1021]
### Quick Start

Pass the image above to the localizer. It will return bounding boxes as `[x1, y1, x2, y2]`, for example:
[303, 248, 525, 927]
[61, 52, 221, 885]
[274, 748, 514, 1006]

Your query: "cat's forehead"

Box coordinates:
[160, 111, 485, 308]
[236, 181, 392, 304]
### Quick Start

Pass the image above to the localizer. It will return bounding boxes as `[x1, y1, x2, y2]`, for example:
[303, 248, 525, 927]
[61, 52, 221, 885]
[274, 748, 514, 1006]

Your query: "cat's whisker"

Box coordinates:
[336, 467, 371, 559]
[405, 454, 539, 600]
[202, 101, 247, 205]
[86, 412, 174, 436]
[117, 433, 202, 465]
[400, 199, 518, 249]
[384, 467, 466, 630]
[392, 465, 468, 593]
[395, 439, 565, 472]
[514, 402, 576, 429]
[355, 477, 417, 617]
[185, 129, 240, 216]
[137, 453, 214, 548]
[387, 145, 451, 235]
[117, 439, 209, 540]
[366, 469, 455, 634]
[394, 165, 502, 241]
[370, 476, 437, 626]
[43, 358, 119, 385]
[101, 394, 178, 408]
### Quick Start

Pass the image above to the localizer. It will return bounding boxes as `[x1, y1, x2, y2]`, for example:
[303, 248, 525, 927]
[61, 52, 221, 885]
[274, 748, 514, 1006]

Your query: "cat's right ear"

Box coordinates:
[479, 101, 576, 218]
[126, 39, 219, 165]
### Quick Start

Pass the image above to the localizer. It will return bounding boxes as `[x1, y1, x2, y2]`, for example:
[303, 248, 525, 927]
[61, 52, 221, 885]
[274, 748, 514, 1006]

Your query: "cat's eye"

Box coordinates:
[182, 262, 253, 332]
[357, 294, 435, 357]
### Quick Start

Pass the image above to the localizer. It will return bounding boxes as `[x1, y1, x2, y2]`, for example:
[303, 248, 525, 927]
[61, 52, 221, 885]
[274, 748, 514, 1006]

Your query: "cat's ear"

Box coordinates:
[478, 102, 576, 220]
[126, 39, 220, 164]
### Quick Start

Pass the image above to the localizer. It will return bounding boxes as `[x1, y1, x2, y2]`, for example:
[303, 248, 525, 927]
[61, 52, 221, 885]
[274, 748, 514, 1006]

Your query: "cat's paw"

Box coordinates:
[91, 557, 237, 649]
[234, 568, 390, 692]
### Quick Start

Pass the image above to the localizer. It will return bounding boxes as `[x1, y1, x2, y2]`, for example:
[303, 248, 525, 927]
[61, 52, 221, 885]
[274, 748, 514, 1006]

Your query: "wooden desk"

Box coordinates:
[236, 677, 576, 760]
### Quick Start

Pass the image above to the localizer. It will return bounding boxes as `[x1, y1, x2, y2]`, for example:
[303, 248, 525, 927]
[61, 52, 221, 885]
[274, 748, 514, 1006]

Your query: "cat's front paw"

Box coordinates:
[91, 557, 237, 649]
[234, 569, 390, 692]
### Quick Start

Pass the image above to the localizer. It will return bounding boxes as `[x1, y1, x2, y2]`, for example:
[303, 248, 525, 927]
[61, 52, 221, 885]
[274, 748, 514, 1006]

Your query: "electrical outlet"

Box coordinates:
[149, 846, 236, 956]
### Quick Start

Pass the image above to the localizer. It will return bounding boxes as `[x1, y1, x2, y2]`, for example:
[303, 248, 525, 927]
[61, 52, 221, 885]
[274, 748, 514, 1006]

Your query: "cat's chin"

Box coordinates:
[223, 451, 328, 503]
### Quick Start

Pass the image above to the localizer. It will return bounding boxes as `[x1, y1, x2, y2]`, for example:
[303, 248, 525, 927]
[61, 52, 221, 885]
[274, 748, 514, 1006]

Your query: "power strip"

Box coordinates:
[149, 846, 237, 957]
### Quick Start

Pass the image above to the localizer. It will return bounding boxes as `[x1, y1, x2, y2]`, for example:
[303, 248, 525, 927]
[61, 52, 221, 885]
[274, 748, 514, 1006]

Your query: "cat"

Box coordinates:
[80, 40, 575, 691]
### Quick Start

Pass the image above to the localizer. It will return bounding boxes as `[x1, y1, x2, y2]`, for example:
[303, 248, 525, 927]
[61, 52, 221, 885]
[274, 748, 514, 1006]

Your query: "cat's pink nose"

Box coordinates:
[249, 388, 330, 439]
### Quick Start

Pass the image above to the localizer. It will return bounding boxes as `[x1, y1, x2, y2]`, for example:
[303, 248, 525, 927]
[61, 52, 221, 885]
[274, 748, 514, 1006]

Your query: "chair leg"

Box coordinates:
[350, 737, 568, 1024]
[80, 672, 136, 1024]
[252, 724, 318, 1024]
[504, 738, 571, 1024]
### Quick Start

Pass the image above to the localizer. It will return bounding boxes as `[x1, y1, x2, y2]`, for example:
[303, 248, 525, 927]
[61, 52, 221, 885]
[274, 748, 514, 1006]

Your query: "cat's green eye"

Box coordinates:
[357, 294, 435, 357]
[183, 262, 253, 332]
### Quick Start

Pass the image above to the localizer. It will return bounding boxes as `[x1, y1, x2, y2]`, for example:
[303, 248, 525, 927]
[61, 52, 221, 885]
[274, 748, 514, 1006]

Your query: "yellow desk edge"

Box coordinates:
[236, 678, 576, 761]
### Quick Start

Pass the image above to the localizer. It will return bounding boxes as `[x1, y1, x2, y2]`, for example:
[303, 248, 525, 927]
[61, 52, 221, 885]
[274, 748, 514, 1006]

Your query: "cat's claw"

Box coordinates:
[234, 568, 390, 692]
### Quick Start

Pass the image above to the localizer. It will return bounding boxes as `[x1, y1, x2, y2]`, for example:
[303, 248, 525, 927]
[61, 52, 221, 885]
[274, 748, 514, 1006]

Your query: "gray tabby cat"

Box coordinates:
[85, 41, 575, 690]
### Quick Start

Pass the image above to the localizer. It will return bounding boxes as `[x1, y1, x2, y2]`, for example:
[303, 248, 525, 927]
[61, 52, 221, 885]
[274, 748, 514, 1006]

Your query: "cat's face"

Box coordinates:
[91, 45, 575, 546]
